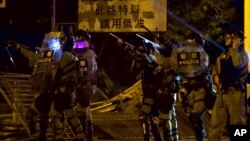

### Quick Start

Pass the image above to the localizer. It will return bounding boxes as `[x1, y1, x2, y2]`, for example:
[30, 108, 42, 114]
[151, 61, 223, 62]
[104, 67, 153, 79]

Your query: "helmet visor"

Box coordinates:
[73, 40, 90, 49]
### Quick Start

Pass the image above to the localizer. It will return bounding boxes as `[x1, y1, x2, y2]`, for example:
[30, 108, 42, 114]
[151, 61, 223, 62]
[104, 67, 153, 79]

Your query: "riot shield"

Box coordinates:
[170, 44, 209, 78]
[32, 31, 64, 94]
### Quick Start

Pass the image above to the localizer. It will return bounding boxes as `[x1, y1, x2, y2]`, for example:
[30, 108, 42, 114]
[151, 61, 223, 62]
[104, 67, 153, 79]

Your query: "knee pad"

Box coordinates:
[76, 106, 88, 117]
[64, 108, 76, 119]
[50, 114, 64, 129]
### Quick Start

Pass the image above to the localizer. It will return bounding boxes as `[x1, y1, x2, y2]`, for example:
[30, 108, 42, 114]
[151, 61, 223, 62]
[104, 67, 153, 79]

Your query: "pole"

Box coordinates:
[51, 0, 56, 31]
[167, 9, 225, 52]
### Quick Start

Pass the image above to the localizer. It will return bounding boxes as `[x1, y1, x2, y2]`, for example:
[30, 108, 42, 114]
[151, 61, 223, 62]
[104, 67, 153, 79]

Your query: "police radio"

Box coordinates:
[79, 59, 88, 72]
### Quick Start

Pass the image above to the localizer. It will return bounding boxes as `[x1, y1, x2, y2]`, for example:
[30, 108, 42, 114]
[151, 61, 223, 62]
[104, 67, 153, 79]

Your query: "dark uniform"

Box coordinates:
[49, 35, 85, 140]
[208, 29, 248, 141]
[179, 71, 211, 141]
[74, 30, 98, 141]
[139, 40, 179, 141]
[10, 45, 44, 140]
[139, 51, 163, 141]
[154, 46, 179, 141]
[170, 40, 210, 141]
[6, 32, 62, 141]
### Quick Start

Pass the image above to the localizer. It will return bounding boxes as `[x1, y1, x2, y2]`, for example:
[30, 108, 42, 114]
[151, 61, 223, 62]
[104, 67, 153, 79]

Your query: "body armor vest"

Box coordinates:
[220, 56, 247, 90]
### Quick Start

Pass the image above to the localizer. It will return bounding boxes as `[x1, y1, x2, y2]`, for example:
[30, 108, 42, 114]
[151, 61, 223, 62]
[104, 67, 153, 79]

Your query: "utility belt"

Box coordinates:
[58, 76, 77, 85]
[183, 79, 206, 92]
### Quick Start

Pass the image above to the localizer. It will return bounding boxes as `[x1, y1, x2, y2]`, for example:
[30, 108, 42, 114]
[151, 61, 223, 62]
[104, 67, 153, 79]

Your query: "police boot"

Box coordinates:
[141, 116, 151, 141]
[65, 111, 86, 141]
[26, 108, 37, 139]
[86, 120, 94, 141]
[78, 115, 87, 134]
[150, 118, 162, 141]
[161, 119, 178, 141]
[189, 113, 206, 141]
[38, 113, 49, 141]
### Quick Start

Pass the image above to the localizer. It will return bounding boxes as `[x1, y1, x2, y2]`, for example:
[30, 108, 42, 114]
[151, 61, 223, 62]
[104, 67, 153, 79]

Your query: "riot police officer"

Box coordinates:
[74, 29, 98, 141]
[5, 32, 65, 141]
[153, 42, 180, 141]
[114, 37, 163, 141]
[138, 39, 180, 141]
[208, 28, 248, 141]
[138, 43, 163, 141]
[49, 34, 85, 141]
[170, 39, 211, 141]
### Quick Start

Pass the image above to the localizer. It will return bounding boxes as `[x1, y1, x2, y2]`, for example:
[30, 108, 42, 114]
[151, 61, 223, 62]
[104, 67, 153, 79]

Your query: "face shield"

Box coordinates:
[32, 31, 65, 94]
[73, 39, 90, 49]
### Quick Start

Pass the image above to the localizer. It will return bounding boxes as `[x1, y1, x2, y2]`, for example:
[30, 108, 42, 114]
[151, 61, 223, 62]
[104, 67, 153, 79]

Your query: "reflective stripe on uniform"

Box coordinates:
[64, 108, 85, 139]
[159, 112, 171, 120]
[143, 98, 154, 105]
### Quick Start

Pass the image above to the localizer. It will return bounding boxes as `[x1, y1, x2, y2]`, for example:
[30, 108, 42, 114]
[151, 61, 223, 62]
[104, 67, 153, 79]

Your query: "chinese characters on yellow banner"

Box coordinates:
[78, 0, 167, 32]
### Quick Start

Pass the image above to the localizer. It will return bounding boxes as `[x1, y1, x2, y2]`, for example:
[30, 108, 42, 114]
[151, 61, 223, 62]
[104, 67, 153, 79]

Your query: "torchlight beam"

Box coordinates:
[167, 10, 225, 52]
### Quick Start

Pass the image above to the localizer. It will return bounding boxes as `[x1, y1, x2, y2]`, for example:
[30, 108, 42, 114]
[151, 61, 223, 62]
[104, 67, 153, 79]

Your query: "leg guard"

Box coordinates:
[150, 117, 162, 141]
[189, 112, 206, 141]
[50, 114, 64, 141]
[78, 115, 87, 136]
[86, 120, 94, 141]
[161, 119, 174, 141]
[77, 105, 92, 140]
[170, 118, 178, 141]
[64, 108, 86, 140]
[26, 108, 38, 136]
[76, 106, 87, 136]
[159, 109, 179, 141]
[140, 115, 151, 141]
[38, 113, 49, 141]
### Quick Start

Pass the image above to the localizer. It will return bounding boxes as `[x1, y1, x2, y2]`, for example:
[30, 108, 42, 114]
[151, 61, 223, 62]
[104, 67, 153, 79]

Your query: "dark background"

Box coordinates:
[0, 0, 247, 107]
[0, 0, 245, 84]
[0, 0, 138, 86]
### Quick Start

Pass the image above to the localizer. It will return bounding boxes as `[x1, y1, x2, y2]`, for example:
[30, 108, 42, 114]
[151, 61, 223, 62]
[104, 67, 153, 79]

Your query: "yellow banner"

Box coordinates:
[245, 0, 250, 98]
[245, 0, 250, 72]
[0, 0, 6, 8]
[78, 0, 167, 32]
